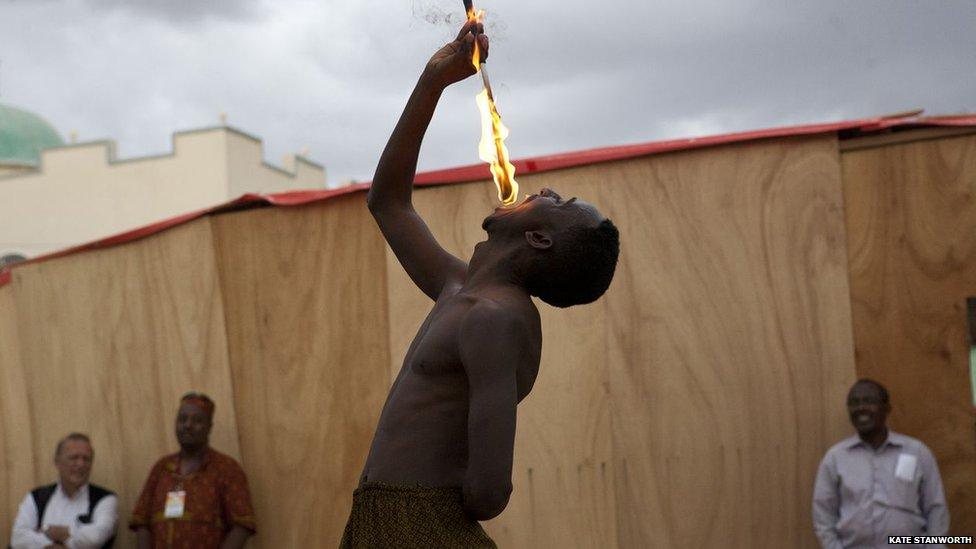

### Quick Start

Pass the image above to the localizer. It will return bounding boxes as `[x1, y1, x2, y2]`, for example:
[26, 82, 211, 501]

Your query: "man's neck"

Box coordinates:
[464, 239, 521, 292]
[859, 427, 889, 449]
[60, 481, 84, 499]
[180, 445, 208, 460]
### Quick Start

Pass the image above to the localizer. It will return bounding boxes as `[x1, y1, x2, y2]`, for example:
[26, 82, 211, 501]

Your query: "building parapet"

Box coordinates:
[0, 125, 325, 184]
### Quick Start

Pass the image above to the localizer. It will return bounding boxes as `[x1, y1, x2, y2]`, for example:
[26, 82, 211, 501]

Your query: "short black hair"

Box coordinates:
[55, 432, 92, 459]
[522, 218, 620, 308]
[850, 378, 889, 404]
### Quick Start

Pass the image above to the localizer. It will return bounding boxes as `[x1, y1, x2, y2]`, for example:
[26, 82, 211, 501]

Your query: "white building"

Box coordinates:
[0, 103, 325, 263]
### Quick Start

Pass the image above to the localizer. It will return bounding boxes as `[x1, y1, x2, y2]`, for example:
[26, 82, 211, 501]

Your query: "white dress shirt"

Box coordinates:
[10, 483, 118, 549]
[813, 430, 949, 548]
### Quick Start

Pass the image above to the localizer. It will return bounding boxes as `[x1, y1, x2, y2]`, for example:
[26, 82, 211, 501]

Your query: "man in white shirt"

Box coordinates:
[10, 433, 118, 549]
[813, 379, 949, 548]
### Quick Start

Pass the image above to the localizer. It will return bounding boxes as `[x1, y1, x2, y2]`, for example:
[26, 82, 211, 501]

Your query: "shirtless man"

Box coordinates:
[340, 20, 620, 548]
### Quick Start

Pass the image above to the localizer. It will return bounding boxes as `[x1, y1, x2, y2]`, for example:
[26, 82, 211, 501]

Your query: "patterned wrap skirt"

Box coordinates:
[339, 482, 497, 548]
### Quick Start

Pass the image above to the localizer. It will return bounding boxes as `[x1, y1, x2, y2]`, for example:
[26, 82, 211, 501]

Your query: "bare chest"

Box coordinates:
[401, 295, 541, 401]
[403, 298, 469, 376]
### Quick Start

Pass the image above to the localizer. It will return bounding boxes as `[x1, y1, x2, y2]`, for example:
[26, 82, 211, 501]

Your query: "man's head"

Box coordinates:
[482, 187, 620, 308]
[54, 433, 93, 492]
[176, 392, 214, 451]
[847, 379, 890, 437]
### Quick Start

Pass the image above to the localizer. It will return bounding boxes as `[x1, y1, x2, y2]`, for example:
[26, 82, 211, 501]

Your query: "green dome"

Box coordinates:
[0, 104, 64, 166]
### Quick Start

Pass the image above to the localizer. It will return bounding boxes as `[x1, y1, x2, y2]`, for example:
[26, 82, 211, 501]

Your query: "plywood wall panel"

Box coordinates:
[212, 196, 391, 548]
[0, 286, 36, 547]
[596, 136, 856, 548]
[842, 134, 976, 535]
[8, 218, 240, 548]
[387, 175, 618, 548]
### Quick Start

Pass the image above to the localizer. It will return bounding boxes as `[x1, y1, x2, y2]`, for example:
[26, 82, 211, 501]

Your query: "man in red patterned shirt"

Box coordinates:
[130, 393, 256, 548]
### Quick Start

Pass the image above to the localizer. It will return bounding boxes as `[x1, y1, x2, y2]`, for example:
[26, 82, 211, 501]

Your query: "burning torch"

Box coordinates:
[464, 0, 519, 206]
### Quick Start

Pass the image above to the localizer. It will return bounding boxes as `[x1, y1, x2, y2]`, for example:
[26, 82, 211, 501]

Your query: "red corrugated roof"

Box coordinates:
[415, 113, 976, 185]
[2, 113, 975, 287]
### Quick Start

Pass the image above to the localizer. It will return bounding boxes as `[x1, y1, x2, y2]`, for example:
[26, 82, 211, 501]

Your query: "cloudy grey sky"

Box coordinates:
[1, 0, 974, 185]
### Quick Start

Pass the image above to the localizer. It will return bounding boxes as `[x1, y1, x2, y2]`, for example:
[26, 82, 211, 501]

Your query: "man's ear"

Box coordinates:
[525, 230, 552, 250]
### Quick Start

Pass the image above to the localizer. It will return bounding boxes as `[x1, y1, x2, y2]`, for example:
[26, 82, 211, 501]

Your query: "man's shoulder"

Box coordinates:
[88, 483, 117, 498]
[823, 434, 860, 458]
[460, 297, 536, 351]
[26, 483, 58, 505]
[461, 293, 537, 331]
[465, 296, 524, 320]
[28, 483, 57, 496]
[888, 430, 935, 456]
[151, 452, 180, 471]
[207, 448, 252, 490]
[208, 447, 246, 471]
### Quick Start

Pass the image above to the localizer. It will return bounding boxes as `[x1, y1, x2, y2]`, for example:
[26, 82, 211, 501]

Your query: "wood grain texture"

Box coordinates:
[212, 195, 391, 548]
[386, 175, 618, 548]
[0, 285, 36, 547]
[842, 134, 976, 535]
[598, 135, 856, 548]
[7, 218, 241, 548]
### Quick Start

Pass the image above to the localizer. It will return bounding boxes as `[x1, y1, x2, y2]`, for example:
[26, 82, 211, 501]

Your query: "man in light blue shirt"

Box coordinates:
[813, 379, 949, 548]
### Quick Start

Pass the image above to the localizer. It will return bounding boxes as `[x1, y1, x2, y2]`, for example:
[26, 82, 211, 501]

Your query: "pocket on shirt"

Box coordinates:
[888, 474, 922, 515]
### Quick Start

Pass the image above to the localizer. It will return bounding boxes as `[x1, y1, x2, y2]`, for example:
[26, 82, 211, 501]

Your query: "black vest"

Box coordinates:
[29, 483, 116, 549]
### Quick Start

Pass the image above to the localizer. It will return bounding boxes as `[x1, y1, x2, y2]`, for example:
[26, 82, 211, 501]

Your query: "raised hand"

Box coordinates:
[423, 20, 489, 89]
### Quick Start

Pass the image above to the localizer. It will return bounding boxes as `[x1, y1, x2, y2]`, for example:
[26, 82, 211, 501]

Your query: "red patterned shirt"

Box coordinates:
[130, 447, 256, 548]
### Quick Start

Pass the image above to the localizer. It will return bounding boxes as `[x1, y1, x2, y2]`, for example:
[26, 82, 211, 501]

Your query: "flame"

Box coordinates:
[466, 8, 485, 71]
[467, 6, 518, 205]
[476, 89, 518, 205]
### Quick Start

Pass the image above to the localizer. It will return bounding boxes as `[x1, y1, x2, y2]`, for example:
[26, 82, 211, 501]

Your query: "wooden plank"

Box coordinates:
[600, 136, 856, 548]
[0, 284, 36, 547]
[842, 134, 976, 536]
[387, 175, 618, 548]
[212, 195, 391, 548]
[840, 126, 976, 152]
[9, 219, 240, 548]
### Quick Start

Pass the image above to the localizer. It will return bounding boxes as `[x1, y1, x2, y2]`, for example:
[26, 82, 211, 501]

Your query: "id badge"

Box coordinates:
[164, 490, 186, 518]
[895, 453, 917, 481]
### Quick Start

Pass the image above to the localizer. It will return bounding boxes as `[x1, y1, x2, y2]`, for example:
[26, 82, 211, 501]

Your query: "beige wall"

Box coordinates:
[212, 196, 391, 548]
[224, 131, 323, 198]
[0, 127, 325, 259]
[0, 164, 34, 177]
[842, 132, 976, 536]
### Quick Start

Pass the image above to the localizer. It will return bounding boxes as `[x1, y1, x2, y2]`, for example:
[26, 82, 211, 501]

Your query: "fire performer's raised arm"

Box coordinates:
[367, 21, 488, 300]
